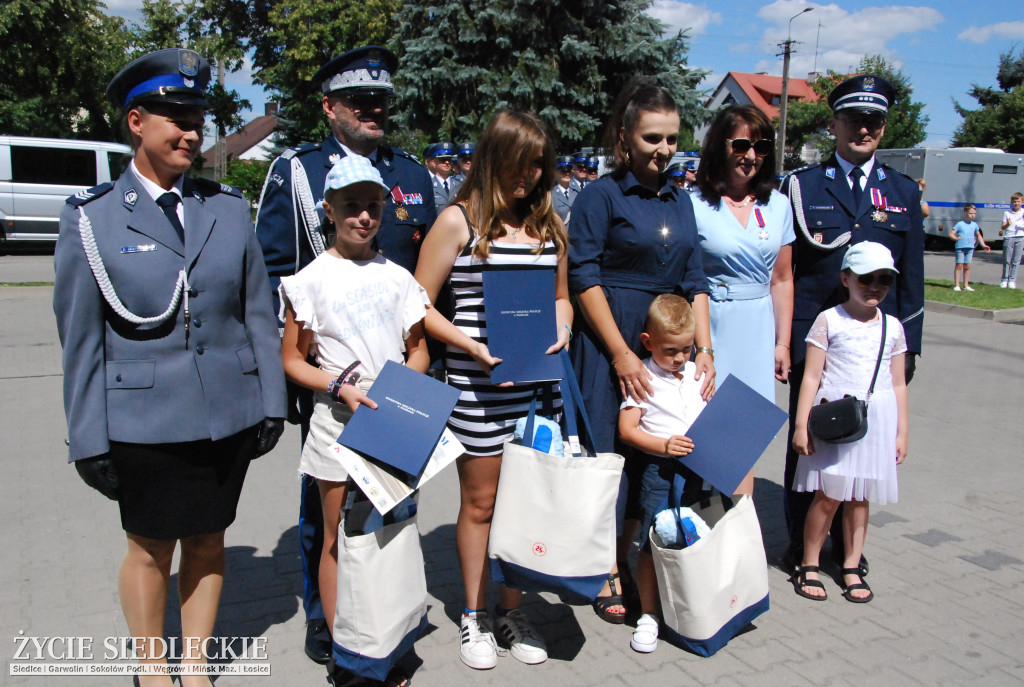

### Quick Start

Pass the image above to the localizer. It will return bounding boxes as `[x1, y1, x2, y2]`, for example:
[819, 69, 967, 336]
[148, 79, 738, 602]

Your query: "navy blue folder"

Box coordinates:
[336, 360, 461, 483]
[482, 268, 563, 384]
[680, 374, 788, 496]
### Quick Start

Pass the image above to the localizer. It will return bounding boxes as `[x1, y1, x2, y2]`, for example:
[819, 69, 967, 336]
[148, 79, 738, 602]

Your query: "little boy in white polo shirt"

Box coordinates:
[618, 293, 707, 654]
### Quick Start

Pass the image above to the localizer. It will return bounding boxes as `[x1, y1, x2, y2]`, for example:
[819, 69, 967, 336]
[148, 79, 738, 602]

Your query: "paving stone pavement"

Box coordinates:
[2, 270, 1023, 686]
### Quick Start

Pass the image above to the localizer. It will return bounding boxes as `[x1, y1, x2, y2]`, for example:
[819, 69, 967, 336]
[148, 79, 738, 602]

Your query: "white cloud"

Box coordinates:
[958, 21, 1024, 44]
[647, 1, 723, 37]
[752, 0, 944, 77]
[101, 0, 145, 22]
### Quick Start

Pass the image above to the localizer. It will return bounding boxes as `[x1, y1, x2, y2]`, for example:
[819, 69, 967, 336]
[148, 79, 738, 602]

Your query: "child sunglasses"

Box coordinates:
[855, 272, 894, 287]
[726, 138, 773, 156]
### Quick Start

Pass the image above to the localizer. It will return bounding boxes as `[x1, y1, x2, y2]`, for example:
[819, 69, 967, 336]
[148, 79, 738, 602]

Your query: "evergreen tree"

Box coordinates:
[391, 0, 707, 153]
[782, 55, 928, 168]
[953, 48, 1024, 153]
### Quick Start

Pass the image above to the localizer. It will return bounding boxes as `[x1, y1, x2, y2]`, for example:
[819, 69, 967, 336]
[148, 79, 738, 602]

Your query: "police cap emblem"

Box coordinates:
[179, 49, 201, 77]
[863, 76, 875, 90]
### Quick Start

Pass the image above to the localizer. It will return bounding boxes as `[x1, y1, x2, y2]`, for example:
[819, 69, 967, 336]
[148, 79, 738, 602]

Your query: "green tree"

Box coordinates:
[0, 0, 131, 139]
[782, 55, 928, 168]
[953, 48, 1024, 153]
[219, 158, 272, 211]
[391, 0, 707, 153]
[249, 0, 401, 147]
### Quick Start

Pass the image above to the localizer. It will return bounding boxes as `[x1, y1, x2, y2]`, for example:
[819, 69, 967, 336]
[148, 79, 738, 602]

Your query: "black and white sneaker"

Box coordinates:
[495, 608, 547, 665]
[460, 612, 498, 670]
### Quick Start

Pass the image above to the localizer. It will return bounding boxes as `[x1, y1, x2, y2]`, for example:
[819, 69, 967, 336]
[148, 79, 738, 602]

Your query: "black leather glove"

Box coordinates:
[255, 418, 285, 457]
[905, 353, 917, 385]
[74, 454, 120, 501]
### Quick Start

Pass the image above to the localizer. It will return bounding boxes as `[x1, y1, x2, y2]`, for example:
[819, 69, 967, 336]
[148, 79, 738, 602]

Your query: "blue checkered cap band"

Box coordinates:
[833, 91, 889, 114]
[324, 155, 390, 195]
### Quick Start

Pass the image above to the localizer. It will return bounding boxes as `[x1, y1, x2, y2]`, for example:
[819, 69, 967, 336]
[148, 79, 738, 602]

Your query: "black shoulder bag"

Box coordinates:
[808, 313, 886, 444]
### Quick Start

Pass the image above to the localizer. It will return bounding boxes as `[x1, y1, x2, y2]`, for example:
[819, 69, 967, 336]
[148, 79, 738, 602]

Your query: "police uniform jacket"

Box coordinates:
[431, 173, 455, 209]
[255, 136, 436, 316]
[780, 154, 924, 365]
[551, 182, 578, 222]
[54, 168, 287, 462]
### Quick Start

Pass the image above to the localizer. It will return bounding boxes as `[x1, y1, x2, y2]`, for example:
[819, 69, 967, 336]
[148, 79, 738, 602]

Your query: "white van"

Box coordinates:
[0, 136, 133, 244]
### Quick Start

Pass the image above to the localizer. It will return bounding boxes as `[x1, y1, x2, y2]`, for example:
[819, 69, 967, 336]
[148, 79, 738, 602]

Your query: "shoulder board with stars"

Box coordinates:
[782, 162, 821, 181]
[280, 141, 321, 161]
[66, 182, 114, 208]
[187, 177, 244, 199]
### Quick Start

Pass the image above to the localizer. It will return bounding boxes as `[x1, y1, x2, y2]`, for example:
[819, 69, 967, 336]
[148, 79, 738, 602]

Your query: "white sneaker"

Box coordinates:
[494, 608, 547, 664]
[1000, 281, 1008, 288]
[460, 612, 498, 670]
[953, 286, 961, 291]
[1011, 282, 1017, 289]
[630, 613, 660, 653]
[965, 286, 975, 291]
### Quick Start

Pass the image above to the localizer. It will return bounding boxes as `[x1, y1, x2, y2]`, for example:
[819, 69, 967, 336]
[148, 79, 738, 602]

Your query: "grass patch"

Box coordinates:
[924, 278, 1024, 310]
[0, 281, 54, 287]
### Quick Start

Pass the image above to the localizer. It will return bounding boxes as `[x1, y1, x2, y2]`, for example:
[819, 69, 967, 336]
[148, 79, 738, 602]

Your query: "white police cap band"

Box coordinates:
[322, 68, 393, 94]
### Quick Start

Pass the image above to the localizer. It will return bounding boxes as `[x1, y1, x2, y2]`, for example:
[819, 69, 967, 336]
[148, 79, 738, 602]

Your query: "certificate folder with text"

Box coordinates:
[681, 374, 788, 496]
[336, 360, 461, 483]
[482, 268, 562, 384]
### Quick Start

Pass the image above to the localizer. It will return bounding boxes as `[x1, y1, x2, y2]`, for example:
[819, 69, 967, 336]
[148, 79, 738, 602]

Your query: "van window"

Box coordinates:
[108, 151, 133, 178]
[11, 145, 96, 186]
[993, 165, 1018, 175]
[957, 163, 984, 173]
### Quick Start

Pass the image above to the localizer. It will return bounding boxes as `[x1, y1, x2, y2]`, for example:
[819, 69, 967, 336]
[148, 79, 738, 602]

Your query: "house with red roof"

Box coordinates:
[697, 71, 824, 162]
[197, 103, 282, 180]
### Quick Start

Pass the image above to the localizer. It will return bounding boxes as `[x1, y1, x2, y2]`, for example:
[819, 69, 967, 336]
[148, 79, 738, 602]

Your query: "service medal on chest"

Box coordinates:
[872, 209, 888, 222]
[758, 229, 769, 241]
[395, 206, 409, 221]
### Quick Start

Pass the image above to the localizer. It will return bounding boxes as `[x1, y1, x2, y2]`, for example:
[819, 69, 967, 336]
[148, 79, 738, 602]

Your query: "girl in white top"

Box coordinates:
[278, 156, 430, 655]
[791, 242, 909, 604]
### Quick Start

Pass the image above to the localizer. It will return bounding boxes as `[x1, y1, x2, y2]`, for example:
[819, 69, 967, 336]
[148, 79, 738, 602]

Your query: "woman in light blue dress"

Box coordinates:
[692, 105, 795, 495]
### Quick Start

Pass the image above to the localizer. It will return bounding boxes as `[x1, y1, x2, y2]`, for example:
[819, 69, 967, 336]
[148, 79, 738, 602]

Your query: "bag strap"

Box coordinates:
[865, 311, 887, 403]
[559, 350, 597, 456]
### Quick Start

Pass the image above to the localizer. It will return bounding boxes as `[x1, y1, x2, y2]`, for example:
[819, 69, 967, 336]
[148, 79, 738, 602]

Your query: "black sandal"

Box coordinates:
[840, 568, 874, 603]
[592, 572, 627, 624]
[791, 565, 828, 601]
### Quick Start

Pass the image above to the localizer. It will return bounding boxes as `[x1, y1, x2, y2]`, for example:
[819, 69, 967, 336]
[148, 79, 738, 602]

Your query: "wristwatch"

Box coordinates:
[696, 347, 715, 360]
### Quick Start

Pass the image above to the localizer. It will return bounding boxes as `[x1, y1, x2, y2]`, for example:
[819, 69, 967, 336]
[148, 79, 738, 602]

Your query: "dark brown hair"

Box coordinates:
[453, 111, 566, 259]
[695, 105, 776, 205]
[602, 78, 678, 178]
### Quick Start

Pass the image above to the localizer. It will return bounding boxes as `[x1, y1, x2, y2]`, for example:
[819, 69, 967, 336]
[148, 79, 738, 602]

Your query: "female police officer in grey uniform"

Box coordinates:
[53, 49, 286, 685]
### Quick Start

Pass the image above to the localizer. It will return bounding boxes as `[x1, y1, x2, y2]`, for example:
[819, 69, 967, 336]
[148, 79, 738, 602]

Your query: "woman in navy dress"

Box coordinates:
[568, 79, 714, 622]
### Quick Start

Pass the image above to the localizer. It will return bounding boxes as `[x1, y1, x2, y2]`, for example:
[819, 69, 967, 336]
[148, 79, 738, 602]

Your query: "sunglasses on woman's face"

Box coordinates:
[856, 272, 894, 287]
[727, 138, 773, 156]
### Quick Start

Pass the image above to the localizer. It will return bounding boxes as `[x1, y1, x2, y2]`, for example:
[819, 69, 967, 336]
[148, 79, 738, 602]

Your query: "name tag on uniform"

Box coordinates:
[809, 205, 834, 211]
[121, 244, 157, 254]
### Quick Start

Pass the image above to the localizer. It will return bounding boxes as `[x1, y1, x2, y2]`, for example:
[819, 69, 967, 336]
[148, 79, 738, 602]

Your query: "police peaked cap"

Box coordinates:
[425, 142, 456, 158]
[555, 155, 573, 169]
[107, 48, 211, 111]
[314, 46, 398, 95]
[828, 74, 895, 116]
[457, 142, 475, 156]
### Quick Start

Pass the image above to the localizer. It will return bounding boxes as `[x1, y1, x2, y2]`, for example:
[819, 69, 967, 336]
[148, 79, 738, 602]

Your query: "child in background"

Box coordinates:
[950, 204, 990, 291]
[617, 294, 708, 653]
[1000, 192, 1024, 288]
[278, 155, 431, 686]
[792, 242, 908, 604]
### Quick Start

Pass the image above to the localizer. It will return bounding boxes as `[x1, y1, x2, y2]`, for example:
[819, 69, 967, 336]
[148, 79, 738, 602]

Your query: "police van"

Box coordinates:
[875, 147, 1024, 246]
[0, 136, 133, 244]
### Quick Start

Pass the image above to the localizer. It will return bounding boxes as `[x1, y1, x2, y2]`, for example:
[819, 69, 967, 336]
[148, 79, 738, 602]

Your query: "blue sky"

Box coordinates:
[104, 0, 1022, 148]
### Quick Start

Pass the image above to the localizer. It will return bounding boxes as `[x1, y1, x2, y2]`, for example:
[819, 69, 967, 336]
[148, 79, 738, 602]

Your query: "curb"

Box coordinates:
[925, 299, 1024, 323]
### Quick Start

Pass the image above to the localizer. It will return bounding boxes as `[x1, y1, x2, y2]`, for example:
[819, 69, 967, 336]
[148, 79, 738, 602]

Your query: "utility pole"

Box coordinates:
[776, 7, 814, 177]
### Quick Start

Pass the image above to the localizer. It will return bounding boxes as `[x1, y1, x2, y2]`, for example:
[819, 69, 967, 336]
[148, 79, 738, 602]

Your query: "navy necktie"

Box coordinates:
[156, 192, 185, 243]
[849, 167, 864, 208]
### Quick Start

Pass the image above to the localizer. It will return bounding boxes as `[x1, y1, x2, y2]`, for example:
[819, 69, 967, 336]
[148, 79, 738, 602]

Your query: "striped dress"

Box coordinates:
[446, 234, 563, 456]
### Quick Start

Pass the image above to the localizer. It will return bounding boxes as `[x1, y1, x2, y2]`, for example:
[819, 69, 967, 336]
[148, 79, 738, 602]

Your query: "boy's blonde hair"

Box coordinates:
[645, 294, 694, 337]
[963, 203, 976, 212]
[1012, 192, 1024, 202]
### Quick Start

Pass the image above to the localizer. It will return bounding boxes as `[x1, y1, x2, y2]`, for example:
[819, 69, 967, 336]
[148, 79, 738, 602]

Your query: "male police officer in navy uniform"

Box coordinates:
[254, 45, 435, 664]
[779, 74, 924, 574]
[552, 155, 577, 221]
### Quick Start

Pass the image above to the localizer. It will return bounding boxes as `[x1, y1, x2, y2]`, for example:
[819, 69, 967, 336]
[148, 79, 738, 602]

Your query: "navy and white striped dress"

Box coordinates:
[446, 234, 563, 456]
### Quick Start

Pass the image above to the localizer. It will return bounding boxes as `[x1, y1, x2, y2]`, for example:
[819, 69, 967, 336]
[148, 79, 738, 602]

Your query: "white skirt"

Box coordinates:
[794, 390, 899, 505]
[299, 377, 374, 483]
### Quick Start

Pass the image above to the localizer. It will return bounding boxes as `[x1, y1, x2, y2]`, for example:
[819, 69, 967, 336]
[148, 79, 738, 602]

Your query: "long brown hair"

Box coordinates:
[602, 78, 678, 179]
[695, 105, 777, 205]
[454, 110, 566, 259]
